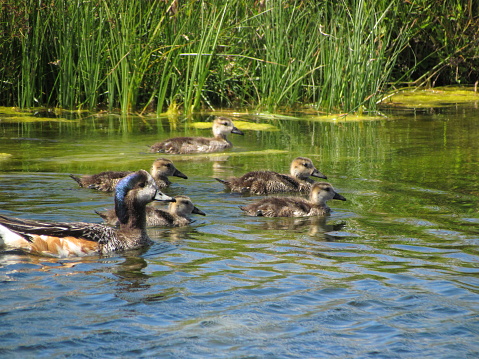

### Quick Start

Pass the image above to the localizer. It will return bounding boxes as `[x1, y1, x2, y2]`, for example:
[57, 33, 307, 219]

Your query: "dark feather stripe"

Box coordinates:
[0, 214, 117, 244]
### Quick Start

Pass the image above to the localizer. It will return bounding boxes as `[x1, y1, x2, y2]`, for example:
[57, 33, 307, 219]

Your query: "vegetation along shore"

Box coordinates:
[1, 0, 478, 114]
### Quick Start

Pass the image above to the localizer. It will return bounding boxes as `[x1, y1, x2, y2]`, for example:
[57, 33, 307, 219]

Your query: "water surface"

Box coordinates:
[0, 105, 478, 358]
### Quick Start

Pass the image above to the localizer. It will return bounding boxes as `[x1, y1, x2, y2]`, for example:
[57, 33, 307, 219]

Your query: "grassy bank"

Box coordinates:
[0, 0, 477, 114]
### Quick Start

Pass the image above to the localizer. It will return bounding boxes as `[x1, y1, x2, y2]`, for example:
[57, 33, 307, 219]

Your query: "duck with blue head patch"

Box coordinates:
[0, 170, 175, 257]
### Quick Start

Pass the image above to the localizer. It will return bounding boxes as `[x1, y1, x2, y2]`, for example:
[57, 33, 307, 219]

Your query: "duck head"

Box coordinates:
[212, 117, 244, 139]
[115, 170, 175, 225]
[151, 158, 188, 179]
[168, 195, 206, 217]
[290, 157, 327, 180]
[309, 182, 346, 206]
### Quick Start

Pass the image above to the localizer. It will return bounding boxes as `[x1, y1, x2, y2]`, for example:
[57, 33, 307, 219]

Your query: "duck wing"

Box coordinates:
[0, 214, 115, 244]
[87, 171, 132, 191]
[242, 171, 301, 194]
[241, 197, 312, 217]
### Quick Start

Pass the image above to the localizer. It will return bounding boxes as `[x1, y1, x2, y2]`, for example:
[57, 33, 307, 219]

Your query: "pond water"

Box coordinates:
[0, 102, 478, 358]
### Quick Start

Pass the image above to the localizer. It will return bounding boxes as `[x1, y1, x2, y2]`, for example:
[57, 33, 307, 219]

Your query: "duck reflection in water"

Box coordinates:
[251, 216, 347, 240]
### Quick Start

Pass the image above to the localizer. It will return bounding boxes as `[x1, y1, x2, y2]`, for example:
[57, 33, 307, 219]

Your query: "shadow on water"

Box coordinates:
[0, 104, 479, 357]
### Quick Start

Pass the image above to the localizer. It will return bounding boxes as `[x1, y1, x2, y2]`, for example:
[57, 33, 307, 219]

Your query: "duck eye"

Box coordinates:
[324, 187, 330, 191]
[222, 122, 228, 126]
[138, 182, 146, 188]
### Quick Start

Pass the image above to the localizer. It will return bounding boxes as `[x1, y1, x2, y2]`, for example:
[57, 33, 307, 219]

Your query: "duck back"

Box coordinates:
[216, 171, 302, 195]
[70, 171, 131, 192]
[240, 197, 321, 217]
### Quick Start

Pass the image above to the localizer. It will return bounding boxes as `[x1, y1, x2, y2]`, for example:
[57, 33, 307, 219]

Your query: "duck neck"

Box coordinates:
[290, 168, 309, 181]
[116, 197, 148, 236]
[214, 133, 228, 141]
[310, 194, 328, 208]
[152, 172, 170, 186]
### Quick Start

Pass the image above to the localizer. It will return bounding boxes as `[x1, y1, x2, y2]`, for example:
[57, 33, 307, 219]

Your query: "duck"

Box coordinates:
[215, 157, 327, 195]
[0, 170, 175, 257]
[149, 117, 244, 154]
[96, 195, 206, 227]
[69, 158, 187, 192]
[240, 182, 346, 217]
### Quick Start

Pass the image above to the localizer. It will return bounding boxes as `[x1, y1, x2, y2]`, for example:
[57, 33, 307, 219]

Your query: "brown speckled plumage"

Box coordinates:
[96, 195, 206, 227]
[149, 117, 244, 154]
[240, 182, 346, 217]
[0, 170, 175, 257]
[69, 158, 187, 192]
[216, 157, 327, 195]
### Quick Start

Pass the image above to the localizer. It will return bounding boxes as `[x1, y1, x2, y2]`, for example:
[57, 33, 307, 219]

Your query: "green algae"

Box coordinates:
[304, 114, 386, 122]
[0, 107, 76, 123]
[381, 86, 479, 108]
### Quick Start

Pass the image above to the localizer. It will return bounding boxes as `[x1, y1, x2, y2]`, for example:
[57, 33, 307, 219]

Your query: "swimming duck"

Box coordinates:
[240, 182, 346, 217]
[0, 170, 175, 257]
[96, 195, 206, 227]
[216, 157, 327, 195]
[149, 117, 244, 154]
[69, 158, 187, 192]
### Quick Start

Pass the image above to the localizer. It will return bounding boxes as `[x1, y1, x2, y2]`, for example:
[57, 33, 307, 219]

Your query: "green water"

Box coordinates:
[0, 104, 478, 358]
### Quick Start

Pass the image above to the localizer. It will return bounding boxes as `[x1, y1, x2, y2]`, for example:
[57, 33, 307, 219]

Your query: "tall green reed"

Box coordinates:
[15, 1, 55, 108]
[0, 0, 416, 114]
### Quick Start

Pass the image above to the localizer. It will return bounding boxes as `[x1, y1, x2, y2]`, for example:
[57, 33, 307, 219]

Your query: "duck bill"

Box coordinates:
[192, 206, 206, 216]
[173, 168, 188, 179]
[333, 192, 347, 201]
[312, 169, 327, 179]
[231, 127, 244, 135]
[154, 191, 176, 202]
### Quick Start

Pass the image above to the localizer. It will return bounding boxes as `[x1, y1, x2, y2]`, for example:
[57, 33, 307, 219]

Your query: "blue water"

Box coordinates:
[0, 105, 479, 358]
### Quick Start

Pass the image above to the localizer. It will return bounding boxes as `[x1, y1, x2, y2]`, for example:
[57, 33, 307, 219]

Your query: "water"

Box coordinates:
[0, 105, 478, 358]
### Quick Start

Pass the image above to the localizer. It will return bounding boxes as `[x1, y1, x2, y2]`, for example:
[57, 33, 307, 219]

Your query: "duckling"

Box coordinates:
[69, 158, 187, 192]
[216, 157, 327, 195]
[96, 195, 206, 227]
[149, 117, 244, 154]
[240, 182, 346, 217]
[0, 170, 176, 257]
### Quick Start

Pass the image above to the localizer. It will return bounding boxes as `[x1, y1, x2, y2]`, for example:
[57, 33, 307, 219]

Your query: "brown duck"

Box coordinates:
[149, 117, 244, 154]
[70, 158, 187, 192]
[216, 157, 327, 195]
[240, 182, 346, 217]
[96, 195, 206, 227]
[0, 170, 175, 257]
